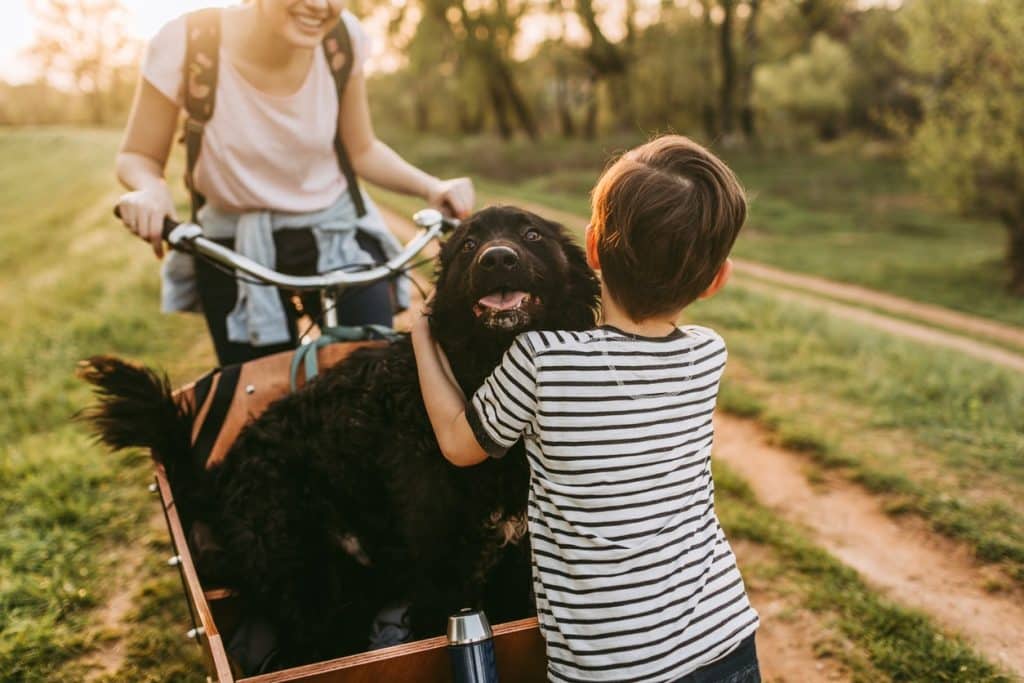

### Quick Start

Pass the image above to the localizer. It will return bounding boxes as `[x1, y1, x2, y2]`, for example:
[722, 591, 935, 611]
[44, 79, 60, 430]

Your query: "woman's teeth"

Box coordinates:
[294, 14, 325, 29]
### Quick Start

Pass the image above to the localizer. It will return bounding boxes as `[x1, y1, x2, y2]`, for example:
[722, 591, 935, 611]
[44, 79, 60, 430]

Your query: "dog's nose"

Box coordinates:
[478, 245, 519, 272]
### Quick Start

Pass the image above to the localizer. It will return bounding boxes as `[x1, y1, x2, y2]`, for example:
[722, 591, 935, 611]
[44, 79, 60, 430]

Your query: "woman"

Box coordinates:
[115, 0, 473, 365]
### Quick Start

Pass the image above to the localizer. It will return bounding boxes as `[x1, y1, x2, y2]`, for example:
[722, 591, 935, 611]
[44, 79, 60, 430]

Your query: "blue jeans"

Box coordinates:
[674, 635, 760, 683]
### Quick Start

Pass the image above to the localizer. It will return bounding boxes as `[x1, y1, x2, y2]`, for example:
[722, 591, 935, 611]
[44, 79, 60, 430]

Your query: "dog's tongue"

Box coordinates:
[478, 291, 529, 310]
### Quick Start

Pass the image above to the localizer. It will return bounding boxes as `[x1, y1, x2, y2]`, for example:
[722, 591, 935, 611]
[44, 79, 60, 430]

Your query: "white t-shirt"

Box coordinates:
[142, 10, 370, 213]
[468, 326, 759, 682]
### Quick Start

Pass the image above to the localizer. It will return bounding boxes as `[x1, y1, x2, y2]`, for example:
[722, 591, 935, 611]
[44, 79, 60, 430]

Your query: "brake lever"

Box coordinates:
[413, 208, 460, 235]
[112, 209, 201, 252]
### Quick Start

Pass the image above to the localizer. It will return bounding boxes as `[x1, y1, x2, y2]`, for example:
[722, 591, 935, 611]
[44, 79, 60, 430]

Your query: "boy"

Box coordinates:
[411, 135, 760, 682]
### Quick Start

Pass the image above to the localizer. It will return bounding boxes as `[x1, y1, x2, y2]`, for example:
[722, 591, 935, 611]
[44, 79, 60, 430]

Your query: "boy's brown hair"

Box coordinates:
[590, 135, 746, 321]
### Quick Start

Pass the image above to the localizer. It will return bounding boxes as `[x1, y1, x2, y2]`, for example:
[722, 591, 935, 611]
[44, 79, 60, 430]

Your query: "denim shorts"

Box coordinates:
[673, 634, 760, 683]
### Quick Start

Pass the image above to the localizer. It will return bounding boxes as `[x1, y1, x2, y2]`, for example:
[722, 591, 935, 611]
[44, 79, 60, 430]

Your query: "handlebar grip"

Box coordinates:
[113, 206, 181, 241]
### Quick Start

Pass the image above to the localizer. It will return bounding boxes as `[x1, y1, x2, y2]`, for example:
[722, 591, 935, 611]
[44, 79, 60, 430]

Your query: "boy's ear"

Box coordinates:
[699, 258, 733, 300]
[585, 224, 600, 270]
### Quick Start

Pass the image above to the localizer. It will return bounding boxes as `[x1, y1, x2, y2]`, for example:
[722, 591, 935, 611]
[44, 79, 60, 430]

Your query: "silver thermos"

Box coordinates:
[447, 609, 500, 683]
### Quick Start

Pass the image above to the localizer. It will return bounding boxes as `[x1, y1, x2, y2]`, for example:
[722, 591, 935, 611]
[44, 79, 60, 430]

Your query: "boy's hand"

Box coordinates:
[409, 296, 487, 467]
[410, 297, 460, 390]
[410, 293, 434, 341]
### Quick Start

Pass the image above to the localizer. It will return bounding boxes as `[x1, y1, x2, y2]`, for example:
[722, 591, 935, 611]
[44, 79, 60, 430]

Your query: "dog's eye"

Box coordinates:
[524, 229, 541, 242]
[461, 238, 478, 253]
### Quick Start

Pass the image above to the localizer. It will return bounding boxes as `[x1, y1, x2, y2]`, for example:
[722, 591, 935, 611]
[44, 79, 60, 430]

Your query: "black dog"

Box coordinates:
[81, 206, 599, 668]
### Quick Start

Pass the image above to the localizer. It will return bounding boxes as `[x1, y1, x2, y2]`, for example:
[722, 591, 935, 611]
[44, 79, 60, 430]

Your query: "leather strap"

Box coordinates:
[192, 369, 216, 414]
[192, 362, 241, 465]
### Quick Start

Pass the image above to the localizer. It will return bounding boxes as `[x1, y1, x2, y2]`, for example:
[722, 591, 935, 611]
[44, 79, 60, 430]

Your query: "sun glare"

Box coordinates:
[1, 1, 230, 83]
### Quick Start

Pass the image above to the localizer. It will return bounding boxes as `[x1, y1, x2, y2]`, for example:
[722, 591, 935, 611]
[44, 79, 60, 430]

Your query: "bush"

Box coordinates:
[754, 33, 855, 143]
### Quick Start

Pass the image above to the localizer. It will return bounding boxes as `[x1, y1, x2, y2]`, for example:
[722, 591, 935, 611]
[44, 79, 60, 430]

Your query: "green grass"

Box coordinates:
[696, 286, 1024, 581]
[0, 127, 210, 682]
[377, 130, 1023, 327]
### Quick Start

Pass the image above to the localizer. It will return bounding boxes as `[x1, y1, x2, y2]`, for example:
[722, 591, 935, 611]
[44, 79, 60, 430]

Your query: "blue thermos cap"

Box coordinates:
[447, 609, 499, 683]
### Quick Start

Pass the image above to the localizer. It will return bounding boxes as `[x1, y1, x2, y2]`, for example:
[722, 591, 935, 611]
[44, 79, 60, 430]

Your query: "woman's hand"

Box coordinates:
[115, 184, 178, 258]
[427, 177, 475, 220]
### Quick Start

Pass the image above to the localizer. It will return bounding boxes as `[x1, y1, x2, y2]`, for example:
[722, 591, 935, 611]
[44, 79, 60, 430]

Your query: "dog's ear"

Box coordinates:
[547, 220, 602, 331]
[427, 217, 475, 338]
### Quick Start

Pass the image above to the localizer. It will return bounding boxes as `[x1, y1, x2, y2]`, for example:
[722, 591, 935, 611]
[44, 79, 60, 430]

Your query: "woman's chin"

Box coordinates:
[279, 28, 326, 49]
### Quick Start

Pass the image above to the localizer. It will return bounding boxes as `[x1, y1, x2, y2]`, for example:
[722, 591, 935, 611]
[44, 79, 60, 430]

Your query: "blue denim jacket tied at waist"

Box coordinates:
[160, 189, 409, 347]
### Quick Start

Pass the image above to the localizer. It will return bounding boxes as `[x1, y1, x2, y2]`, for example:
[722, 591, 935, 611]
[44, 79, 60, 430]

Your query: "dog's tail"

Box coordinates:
[77, 356, 204, 518]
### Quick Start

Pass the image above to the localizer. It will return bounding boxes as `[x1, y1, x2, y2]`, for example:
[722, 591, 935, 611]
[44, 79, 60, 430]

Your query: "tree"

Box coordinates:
[754, 33, 854, 140]
[412, 0, 538, 140]
[573, 0, 635, 132]
[699, 0, 719, 139]
[898, 0, 1024, 293]
[738, 0, 762, 140]
[718, 0, 738, 137]
[27, 0, 137, 125]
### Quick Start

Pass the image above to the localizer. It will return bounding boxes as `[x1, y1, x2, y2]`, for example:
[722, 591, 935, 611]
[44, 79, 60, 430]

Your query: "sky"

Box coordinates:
[0, 1, 236, 83]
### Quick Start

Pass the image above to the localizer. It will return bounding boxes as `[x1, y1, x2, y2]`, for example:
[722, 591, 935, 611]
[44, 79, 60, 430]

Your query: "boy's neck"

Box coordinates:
[599, 284, 680, 338]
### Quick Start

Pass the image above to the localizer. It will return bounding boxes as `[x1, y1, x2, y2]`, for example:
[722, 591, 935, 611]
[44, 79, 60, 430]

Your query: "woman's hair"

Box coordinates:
[589, 135, 747, 321]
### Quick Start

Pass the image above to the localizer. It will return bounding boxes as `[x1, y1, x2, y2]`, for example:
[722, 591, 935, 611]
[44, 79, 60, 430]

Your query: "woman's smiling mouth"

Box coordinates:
[290, 8, 329, 33]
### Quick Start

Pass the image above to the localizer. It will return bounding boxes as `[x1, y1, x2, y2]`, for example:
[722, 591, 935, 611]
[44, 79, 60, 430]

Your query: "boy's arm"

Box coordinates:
[411, 316, 488, 467]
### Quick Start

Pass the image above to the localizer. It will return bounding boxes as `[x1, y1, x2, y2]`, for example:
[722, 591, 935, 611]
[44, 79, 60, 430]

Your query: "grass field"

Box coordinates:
[1, 127, 1018, 681]
[698, 288, 1024, 582]
[1, 128, 209, 682]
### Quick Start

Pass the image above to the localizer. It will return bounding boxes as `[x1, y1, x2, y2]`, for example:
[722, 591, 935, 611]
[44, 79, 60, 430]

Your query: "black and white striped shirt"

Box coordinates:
[468, 325, 759, 682]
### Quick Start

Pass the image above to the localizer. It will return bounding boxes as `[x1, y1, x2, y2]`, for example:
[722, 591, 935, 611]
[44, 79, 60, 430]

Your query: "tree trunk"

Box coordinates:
[719, 0, 737, 137]
[739, 0, 761, 142]
[555, 61, 575, 138]
[608, 74, 636, 131]
[488, 82, 513, 140]
[575, 0, 632, 131]
[700, 0, 718, 140]
[583, 74, 598, 140]
[89, 88, 105, 125]
[454, 1, 537, 140]
[494, 58, 539, 140]
[1004, 210, 1024, 295]
[414, 89, 430, 132]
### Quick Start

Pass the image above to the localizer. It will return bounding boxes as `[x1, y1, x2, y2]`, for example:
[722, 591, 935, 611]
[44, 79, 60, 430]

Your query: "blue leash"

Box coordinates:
[289, 324, 400, 392]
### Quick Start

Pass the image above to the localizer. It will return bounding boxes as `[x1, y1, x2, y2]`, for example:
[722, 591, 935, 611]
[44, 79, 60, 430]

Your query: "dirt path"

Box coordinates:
[733, 260, 1024, 351]
[731, 540, 854, 682]
[738, 279, 1024, 373]
[715, 414, 1024, 677]
[491, 196, 1024, 370]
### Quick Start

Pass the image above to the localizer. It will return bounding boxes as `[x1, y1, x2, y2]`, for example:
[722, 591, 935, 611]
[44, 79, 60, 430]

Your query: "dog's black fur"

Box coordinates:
[81, 206, 599, 668]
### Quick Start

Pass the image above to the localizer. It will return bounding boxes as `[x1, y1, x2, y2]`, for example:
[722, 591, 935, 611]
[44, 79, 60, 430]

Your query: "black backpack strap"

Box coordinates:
[323, 18, 367, 218]
[183, 8, 221, 222]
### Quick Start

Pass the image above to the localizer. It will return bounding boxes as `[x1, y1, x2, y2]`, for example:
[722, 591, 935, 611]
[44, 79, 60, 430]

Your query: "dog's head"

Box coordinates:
[428, 206, 600, 379]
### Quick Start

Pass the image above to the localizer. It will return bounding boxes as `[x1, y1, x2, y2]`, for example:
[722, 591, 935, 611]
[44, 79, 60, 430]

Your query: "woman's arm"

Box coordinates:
[339, 71, 475, 219]
[410, 314, 488, 467]
[115, 78, 181, 257]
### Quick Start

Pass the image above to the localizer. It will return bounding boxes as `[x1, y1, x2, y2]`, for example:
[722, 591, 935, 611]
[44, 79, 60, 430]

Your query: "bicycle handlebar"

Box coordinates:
[113, 206, 457, 291]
